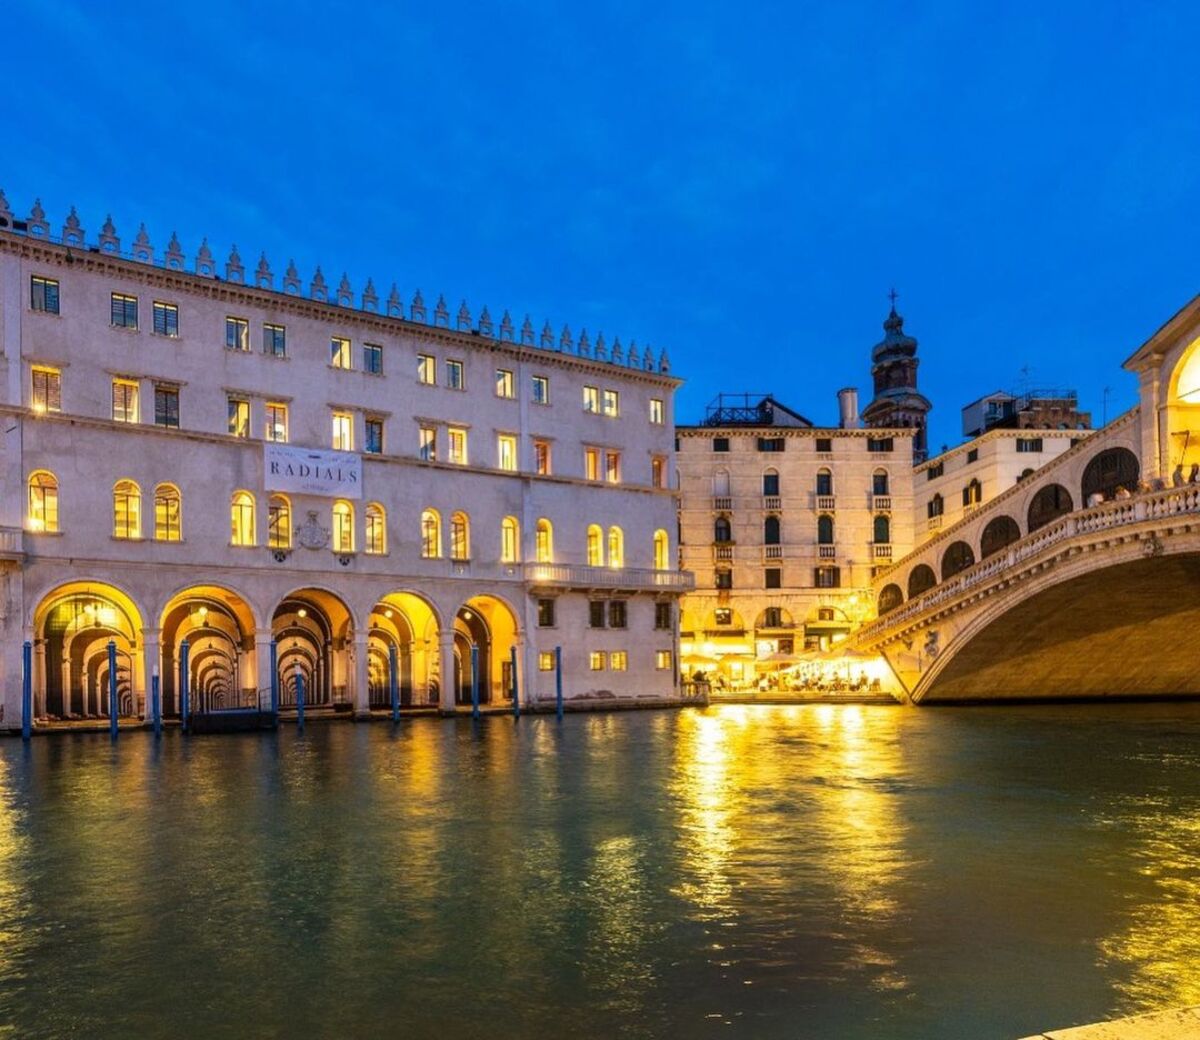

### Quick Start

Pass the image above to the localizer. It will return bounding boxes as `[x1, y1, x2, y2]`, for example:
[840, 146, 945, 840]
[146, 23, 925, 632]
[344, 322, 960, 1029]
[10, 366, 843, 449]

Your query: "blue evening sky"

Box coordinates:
[6, 2, 1200, 451]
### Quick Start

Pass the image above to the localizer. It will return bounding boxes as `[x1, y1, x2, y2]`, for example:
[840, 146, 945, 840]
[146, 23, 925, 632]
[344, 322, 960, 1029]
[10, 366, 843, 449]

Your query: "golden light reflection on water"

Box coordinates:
[0, 756, 29, 979]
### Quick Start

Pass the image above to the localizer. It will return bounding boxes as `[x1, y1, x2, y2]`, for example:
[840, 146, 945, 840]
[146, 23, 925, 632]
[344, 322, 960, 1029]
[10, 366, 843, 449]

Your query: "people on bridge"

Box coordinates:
[1114, 485, 1132, 500]
[1172, 464, 1186, 487]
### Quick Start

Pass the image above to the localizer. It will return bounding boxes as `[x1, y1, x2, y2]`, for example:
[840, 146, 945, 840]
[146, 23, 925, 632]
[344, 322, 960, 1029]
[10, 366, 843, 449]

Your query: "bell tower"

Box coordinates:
[861, 291, 933, 461]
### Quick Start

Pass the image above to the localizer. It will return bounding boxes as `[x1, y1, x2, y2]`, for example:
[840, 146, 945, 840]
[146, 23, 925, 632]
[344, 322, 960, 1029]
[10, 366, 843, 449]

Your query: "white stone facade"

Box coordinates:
[0, 197, 690, 730]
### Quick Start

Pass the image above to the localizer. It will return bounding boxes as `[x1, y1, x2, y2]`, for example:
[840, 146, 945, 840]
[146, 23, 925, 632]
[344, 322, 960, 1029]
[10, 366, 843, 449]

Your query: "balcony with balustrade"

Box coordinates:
[524, 562, 695, 592]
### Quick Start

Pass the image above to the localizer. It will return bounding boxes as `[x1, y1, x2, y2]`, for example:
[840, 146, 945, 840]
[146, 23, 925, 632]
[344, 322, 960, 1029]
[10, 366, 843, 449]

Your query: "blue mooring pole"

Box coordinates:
[389, 643, 400, 723]
[510, 644, 520, 719]
[296, 668, 305, 732]
[269, 640, 278, 719]
[21, 640, 32, 742]
[470, 644, 480, 720]
[152, 666, 161, 738]
[179, 638, 190, 733]
[555, 645, 563, 721]
[107, 640, 118, 740]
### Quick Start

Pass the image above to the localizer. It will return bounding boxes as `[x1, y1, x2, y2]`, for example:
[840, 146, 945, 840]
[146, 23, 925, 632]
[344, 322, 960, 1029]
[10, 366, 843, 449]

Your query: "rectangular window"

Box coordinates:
[537, 599, 556, 627]
[31, 367, 61, 414]
[590, 651, 607, 671]
[534, 439, 551, 475]
[608, 601, 627, 629]
[585, 447, 600, 481]
[227, 397, 250, 438]
[583, 385, 599, 413]
[362, 343, 383, 374]
[604, 451, 621, 484]
[655, 650, 673, 671]
[602, 389, 619, 417]
[330, 336, 351, 369]
[654, 602, 672, 630]
[448, 427, 467, 465]
[417, 354, 436, 384]
[815, 566, 841, 589]
[31, 276, 60, 314]
[1016, 437, 1043, 453]
[419, 425, 437, 461]
[532, 375, 550, 405]
[765, 567, 782, 589]
[152, 301, 179, 337]
[715, 569, 733, 590]
[757, 437, 785, 452]
[712, 437, 730, 453]
[815, 437, 832, 453]
[927, 462, 944, 480]
[610, 651, 628, 672]
[538, 652, 555, 671]
[498, 434, 518, 471]
[867, 437, 894, 453]
[496, 369, 515, 398]
[111, 292, 138, 329]
[263, 323, 286, 357]
[589, 601, 607, 628]
[446, 359, 465, 390]
[265, 402, 288, 443]
[222, 316, 248, 351]
[966, 448, 979, 464]
[651, 456, 666, 488]
[111, 379, 139, 423]
[650, 398, 664, 424]
[154, 385, 179, 429]
[364, 418, 384, 455]
[332, 411, 354, 451]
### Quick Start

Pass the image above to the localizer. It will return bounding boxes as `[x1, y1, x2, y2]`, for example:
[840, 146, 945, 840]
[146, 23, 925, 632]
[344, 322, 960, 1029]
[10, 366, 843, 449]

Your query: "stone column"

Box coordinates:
[33, 639, 46, 717]
[140, 628, 160, 721]
[438, 629, 457, 715]
[254, 633, 274, 711]
[352, 630, 370, 719]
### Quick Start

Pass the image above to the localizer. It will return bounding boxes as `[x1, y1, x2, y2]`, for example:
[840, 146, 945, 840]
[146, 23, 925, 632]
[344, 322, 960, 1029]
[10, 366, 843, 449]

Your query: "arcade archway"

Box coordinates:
[453, 595, 520, 705]
[160, 585, 256, 714]
[367, 591, 440, 708]
[272, 589, 354, 710]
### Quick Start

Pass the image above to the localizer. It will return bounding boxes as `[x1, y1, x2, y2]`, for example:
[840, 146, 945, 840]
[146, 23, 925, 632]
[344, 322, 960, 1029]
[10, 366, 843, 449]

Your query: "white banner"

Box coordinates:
[264, 444, 362, 500]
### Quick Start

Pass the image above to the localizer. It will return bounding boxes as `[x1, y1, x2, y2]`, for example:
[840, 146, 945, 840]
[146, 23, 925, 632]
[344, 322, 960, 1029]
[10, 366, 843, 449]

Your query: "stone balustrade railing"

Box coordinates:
[524, 562, 695, 591]
[0, 527, 23, 558]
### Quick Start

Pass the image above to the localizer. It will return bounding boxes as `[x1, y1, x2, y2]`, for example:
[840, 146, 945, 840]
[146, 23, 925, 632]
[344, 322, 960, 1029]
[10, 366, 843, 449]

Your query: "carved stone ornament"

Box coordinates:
[297, 511, 330, 551]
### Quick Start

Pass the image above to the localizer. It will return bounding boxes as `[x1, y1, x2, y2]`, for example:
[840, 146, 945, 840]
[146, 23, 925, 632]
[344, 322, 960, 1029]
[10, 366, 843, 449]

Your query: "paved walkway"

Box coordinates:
[1020, 1006, 1200, 1039]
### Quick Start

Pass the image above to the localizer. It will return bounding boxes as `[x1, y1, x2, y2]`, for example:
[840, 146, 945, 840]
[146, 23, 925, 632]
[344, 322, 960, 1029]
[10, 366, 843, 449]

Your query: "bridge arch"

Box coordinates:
[980, 515, 1021, 559]
[907, 564, 936, 598]
[941, 540, 975, 581]
[1027, 483, 1073, 532]
[1081, 447, 1139, 503]
[877, 584, 903, 614]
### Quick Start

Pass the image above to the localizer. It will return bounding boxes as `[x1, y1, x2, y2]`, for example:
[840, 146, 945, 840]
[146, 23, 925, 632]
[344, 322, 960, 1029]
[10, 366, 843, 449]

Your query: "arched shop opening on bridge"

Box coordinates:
[452, 595, 520, 705]
[367, 592, 440, 708]
[160, 585, 257, 715]
[273, 588, 355, 710]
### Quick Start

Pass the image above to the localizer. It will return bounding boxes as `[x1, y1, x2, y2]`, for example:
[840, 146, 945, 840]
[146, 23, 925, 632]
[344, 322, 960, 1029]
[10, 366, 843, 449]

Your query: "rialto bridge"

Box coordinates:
[855, 296, 1200, 703]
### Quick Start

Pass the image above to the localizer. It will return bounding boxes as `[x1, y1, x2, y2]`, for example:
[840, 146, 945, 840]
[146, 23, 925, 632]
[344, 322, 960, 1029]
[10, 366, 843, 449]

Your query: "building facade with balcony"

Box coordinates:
[0, 194, 690, 730]
[676, 391, 915, 687]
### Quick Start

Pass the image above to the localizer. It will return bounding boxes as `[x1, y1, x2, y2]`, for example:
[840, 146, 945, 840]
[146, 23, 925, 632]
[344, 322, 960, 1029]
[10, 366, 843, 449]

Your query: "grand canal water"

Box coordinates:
[1, 704, 1199, 1039]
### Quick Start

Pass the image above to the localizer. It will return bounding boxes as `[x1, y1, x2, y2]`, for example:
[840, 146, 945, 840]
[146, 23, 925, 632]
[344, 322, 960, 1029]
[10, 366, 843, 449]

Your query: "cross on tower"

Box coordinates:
[888, 287, 899, 309]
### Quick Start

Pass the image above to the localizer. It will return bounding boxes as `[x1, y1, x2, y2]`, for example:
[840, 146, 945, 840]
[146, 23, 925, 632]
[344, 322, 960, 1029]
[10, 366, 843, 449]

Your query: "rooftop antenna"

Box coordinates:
[1102, 385, 1112, 426]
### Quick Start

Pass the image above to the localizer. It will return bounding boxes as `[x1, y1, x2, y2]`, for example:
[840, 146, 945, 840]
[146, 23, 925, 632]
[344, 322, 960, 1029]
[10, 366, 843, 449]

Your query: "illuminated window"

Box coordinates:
[113, 479, 141, 539]
[532, 375, 550, 405]
[153, 384, 179, 428]
[225, 316, 249, 351]
[365, 503, 386, 554]
[111, 379, 139, 423]
[268, 495, 291, 548]
[332, 411, 354, 451]
[227, 397, 250, 438]
[651, 456, 666, 488]
[417, 354, 436, 384]
[501, 516, 519, 563]
[498, 434, 518, 471]
[111, 292, 138, 329]
[602, 389, 619, 417]
[653, 529, 669, 570]
[265, 402, 288, 442]
[448, 427, 467, 465]
[419, 425, 437, 461]
[450, 511, 470, 560]
[607, 526, 624, 568]
[31, 276, 59, 314]
[330, 336, 351, 369]
[496, 369, 515, 398]
[263, 323, 286, 357]
[421, 509, 442, 558]
[363, 343, 383, 374]
[538, 652, 555, 671]
[583, 385, 599, 413]
[27, 471, 58, 533]
[655, 650, 673, 671]
[364, 417, 383, 455]
[31, 367, 61, 414]
[589, 651, 607, 671]
[332, 500, 355, 553]
[152, 301, 179, 337]
[604, 450, 621, 484]
[649, 398, 664, 424]
[154, 483, 181, 541]
[230, 491, 256, 546]
[534, 439, 551, 475]
[610, 651, 628, 671]
[586, 524, 603, 566]
[446, 359, 464, 390]
[585, 447, 600, 481]
[535, 519, 553, 563]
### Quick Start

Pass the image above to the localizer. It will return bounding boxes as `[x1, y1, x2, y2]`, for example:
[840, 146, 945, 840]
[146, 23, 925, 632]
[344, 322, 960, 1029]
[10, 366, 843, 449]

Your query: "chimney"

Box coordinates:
[838, 387, 859, 429]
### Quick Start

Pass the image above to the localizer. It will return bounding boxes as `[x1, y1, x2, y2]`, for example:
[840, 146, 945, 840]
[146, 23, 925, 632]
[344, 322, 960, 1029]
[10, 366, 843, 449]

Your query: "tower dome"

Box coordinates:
[861, 292, 933, 461]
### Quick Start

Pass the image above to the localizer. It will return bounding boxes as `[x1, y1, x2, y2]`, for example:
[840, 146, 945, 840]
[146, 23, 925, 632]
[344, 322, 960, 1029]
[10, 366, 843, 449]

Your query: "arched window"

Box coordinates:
[153, 483, 181, 542]
[962, 478, 982, 507]
[714, 515, 733, 543]
[1081, 448, 1140, 503]
[230, 491, 255, 546]
[1027, 483, 1073, 532]
[816, 468, 833, 496]
[764, 515, 781, 545]
[873, 514, 890, 544]
[501, 516, 520, 563]
[586, 524, 604, 566]
[941, 540, 975, 580]
[536, 518, 554, 563]
[817, 514, 834, 545]
[907, 564, 936, 598]
[878, 584, 903, 614]
[421, 509, 442, 558]
[113, 479, 141, 539]
[980, 515, 1021, 558]
[928, 493, 944, 518]
[365, 502, 385, 555]
[267, 494, 292, 549]
[872, 468, 889, 495]
[607, 526, 624, 568]
[450, 511, 470, 560]
[713, 469, 730, 496]
[332, 500, 355, 552]
[762, 468, 780, 496]
[27, 471, 59, 533]
[653, 529, 669, 570]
